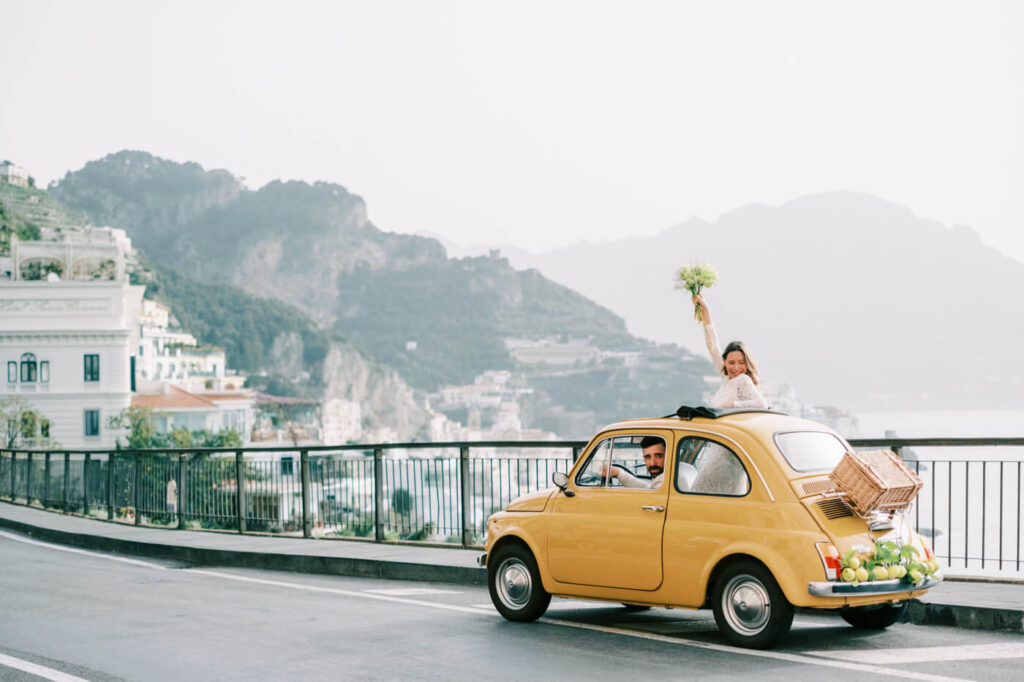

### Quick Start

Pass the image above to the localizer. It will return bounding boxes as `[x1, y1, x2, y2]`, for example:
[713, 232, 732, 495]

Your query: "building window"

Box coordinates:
[84, 354, 100, 382]
[84, 409, 100, 437]
[7, 361, 15, 383]
[39, 361, 50, 383]
[20, 353, 37, 382]
[280, 456, 294, 476]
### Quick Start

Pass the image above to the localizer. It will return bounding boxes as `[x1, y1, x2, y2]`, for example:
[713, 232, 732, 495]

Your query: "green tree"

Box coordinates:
[1, 397, 58, 448]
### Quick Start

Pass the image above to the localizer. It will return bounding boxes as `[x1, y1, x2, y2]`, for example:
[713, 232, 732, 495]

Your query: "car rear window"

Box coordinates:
[773, 431, 849, 472]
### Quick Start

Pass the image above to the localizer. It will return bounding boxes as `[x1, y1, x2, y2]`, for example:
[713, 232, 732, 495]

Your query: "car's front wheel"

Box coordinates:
[712, 559, 793, 649]
[840, 602, 908, 629]
[488, 543, 551, 622]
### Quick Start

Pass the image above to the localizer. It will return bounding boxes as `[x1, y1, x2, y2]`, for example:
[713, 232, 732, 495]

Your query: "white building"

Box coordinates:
[136, 298, 243, 393]
[0, 162, 29, 188]
[130, 385, 255, 438]
[0, 279, 144, 449]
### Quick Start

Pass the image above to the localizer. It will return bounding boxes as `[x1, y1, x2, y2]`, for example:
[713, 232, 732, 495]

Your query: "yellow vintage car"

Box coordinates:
[481, 407, 940, 649]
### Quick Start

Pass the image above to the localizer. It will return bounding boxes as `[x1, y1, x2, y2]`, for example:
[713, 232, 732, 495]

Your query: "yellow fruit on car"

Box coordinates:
[873, 566, 889, 581]
[841, 567, 856, 582]
[847, 556, 861, 570]
[854, 567, 869, 582]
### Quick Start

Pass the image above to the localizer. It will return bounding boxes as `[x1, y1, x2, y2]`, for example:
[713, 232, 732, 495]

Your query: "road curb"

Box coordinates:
[0, 514, 487, 586]
[905, 599, 1024, 633]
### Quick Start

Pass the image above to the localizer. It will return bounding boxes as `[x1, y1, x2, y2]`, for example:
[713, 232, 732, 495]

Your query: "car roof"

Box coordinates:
[599, 406, 839, 440]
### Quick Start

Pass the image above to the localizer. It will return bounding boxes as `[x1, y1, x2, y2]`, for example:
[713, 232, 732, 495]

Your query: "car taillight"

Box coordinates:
[815, 542, 842, 581]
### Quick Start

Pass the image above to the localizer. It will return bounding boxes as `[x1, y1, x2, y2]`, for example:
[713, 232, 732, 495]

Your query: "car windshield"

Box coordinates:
[773, 431, 849, 472]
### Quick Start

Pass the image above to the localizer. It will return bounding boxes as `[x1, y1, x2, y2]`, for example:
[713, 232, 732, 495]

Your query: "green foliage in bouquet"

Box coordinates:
[674, 264, 718, 322]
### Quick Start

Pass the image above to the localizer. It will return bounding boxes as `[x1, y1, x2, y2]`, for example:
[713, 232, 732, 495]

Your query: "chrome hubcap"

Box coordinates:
[723, 575, 770, 635]
[496, 557, 532, 609]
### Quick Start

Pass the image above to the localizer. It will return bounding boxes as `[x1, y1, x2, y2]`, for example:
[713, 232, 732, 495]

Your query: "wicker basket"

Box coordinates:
[828, 449, 923, 512]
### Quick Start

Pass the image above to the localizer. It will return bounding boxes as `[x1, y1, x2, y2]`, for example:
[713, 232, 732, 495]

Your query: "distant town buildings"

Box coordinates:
[0, 277, 145, 449]
[1, 208, 257, 448]
[0, 162, 29, 188]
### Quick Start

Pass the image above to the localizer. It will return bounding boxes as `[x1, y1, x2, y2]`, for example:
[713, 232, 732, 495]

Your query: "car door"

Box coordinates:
[546, 432, 671, 591]
[662, 434, 756, 605]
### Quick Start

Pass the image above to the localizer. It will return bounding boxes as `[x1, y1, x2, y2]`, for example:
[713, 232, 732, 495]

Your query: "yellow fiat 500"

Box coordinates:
[482, 407, 940, 649]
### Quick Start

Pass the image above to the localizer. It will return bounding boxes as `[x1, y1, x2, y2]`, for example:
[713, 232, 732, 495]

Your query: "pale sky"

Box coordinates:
[2, 0, 1022, 260]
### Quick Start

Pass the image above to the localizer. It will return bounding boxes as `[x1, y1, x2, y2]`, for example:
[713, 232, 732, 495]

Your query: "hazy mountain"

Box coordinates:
[504, 192, 1024, 410]
[51, 151, 711, 433]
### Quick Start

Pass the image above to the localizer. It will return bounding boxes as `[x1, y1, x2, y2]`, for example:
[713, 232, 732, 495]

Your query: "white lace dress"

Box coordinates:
[703, 323, 768, 409]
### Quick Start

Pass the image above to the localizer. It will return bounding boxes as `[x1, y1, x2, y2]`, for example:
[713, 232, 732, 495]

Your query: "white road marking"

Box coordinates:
[0, 530, 166, 570]
[1, 530, 973, 681]
[364, 588, 461, 596]
[544, 619, 967, 681]
[805, 642, 1024, 664]
[0, 653, 90, 682]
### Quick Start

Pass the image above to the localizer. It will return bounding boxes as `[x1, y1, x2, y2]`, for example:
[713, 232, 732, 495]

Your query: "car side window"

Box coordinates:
[576, 435, 665, 489]
[675, 437, 750, 496]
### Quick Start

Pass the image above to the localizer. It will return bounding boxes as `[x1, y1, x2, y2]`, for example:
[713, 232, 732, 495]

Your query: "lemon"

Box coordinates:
[841, 567, 856, 582]
[854, 567, 869, 582]
[847, 556, 861, 570]
[908, 569, 923, 584]
[873, 565, 889, 581]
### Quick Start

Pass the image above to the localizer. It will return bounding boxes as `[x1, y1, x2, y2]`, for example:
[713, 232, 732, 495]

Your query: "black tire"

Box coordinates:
[840, 602, 908, 629]
[712, 559, 794, 649]
[488, 544, 551, 622]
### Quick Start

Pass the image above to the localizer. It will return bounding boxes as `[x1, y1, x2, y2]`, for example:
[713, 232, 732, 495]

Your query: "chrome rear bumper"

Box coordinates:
[808, 575, 940, 597]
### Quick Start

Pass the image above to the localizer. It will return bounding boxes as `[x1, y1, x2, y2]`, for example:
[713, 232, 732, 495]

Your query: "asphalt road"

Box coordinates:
[2, 530, 1022, 682]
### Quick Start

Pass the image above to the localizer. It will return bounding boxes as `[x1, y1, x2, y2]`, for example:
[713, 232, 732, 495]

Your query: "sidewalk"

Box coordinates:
[2, 501, 1021, 633]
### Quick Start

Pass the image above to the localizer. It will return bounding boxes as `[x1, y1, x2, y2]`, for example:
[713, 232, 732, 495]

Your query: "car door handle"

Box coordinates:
[641, 505, 665, 512]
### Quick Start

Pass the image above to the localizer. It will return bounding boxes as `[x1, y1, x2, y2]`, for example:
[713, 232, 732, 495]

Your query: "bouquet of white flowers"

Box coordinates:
[674, 263, 718, 322]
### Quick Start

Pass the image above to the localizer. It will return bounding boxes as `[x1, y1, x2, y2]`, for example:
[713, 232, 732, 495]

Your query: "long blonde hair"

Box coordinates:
[722, 341, 760, 385]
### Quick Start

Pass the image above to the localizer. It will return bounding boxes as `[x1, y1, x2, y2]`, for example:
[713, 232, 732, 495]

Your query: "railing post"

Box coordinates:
[373, 447, 384, 542]
[62, 453, 70, 512]
[24, 450, 34, 503]
[82, 453, 91, 517]
[460, 445, 471, 548]
[7, 452, 14, 501]
[132, 453, 141, 525]
[301, 449, 312, 538]
[235, 451, 246, 534]
[25, 452, 33, 505]
[44, 452, 51, 508]
[107, 453, 116, 519]
[177, 453, 186, 530]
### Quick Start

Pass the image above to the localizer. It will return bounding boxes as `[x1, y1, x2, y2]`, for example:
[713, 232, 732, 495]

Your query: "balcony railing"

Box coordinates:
[1, 437, 1022, 578]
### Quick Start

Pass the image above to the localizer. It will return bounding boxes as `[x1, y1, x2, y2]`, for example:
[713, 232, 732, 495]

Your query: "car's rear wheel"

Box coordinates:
[712, 560, 793, 649]
[840, 602, 907, 629]
[488, 544, 551, 622]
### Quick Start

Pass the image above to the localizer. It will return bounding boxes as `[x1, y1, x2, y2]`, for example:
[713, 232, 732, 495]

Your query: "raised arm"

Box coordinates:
[693, 295, 724, 374]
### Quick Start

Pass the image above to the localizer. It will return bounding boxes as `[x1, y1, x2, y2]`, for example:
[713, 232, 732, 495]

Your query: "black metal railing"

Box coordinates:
[2, 437, 1022, 577]
[850, 437, 1024, 576]
[0, 441, 584, 548]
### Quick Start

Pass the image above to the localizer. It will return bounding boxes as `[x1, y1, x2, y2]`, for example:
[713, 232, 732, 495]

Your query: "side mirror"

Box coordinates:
[552, 471, 574, 497]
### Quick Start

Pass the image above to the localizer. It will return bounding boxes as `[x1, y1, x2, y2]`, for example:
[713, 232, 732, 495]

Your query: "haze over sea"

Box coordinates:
[852, 409, 1024, 440]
